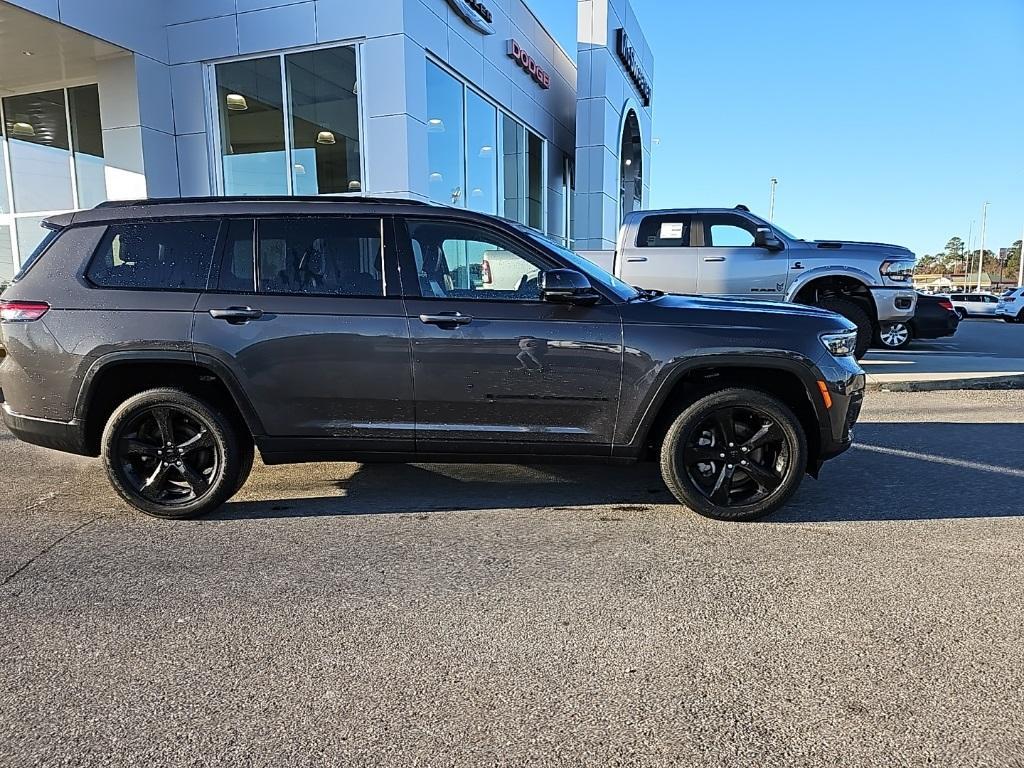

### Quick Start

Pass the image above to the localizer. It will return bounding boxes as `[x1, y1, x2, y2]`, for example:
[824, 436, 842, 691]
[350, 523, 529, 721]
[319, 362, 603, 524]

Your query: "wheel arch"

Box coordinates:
[788, 269, 878, 321]
[76, 352, 264, 456]
[627, 355, 829, 473]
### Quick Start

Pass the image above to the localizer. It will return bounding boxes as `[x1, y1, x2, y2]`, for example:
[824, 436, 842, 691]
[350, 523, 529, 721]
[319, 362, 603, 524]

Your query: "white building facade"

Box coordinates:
[0, 0, 654, 279]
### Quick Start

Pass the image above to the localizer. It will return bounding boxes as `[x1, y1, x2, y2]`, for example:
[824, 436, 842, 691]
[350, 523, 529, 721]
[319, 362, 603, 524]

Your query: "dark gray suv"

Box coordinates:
[0, 198, 865, 521]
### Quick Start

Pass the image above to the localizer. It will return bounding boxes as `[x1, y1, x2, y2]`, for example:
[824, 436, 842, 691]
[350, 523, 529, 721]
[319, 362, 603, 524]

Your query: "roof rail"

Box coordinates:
[94, 195, 432, 209]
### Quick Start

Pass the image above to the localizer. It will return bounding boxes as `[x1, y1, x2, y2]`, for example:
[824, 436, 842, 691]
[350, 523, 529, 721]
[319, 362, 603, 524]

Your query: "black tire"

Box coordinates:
[234, 438, 255, 494]
[874, 321, 913, 350]
[659, 388, 808, 522]
[101, 388, 244, 519]
[955, 307, 968, 321]
[814, 297, 873, 359]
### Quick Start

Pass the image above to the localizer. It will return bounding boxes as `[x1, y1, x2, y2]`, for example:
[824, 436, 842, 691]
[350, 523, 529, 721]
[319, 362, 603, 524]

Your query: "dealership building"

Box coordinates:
[0, 0, 654, 279]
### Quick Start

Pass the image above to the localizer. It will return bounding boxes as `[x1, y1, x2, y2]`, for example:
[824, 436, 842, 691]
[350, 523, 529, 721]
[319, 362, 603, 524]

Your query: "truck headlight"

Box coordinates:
[820, 330, 858, 357]
[880, 259, 915, 282]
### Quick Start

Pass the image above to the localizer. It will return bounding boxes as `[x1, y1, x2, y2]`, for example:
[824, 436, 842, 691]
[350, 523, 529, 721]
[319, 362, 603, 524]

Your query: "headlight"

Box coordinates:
[880, 259, 915, 282]
[820, 330, 858, 357]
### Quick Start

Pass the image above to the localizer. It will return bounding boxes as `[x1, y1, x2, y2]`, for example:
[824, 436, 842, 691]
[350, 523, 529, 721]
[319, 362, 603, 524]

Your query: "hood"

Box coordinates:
[804, 239, 915, 256]
[648, 292, 844, 320]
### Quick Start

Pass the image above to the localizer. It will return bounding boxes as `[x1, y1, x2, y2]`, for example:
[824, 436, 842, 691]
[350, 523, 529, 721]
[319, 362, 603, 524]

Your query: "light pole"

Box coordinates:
[977, 201, 989, 292]
[768, 178, 778, 222]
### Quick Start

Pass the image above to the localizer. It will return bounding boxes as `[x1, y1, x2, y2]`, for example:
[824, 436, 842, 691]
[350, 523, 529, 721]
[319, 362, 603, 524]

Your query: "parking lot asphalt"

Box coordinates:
[2, 391, 1024, 767]
[863, 318, 1024, 389]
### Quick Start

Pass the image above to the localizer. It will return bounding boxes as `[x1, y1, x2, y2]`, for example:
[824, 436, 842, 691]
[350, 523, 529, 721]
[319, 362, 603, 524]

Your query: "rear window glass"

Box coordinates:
[636, 215, 690, 248]
[12, 226, 61, 283]
[87, 220, 221, 290]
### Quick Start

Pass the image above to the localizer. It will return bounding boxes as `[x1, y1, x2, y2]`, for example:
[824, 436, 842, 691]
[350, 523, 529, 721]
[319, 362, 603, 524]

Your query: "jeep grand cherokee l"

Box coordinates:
[0, 198, 865, 522]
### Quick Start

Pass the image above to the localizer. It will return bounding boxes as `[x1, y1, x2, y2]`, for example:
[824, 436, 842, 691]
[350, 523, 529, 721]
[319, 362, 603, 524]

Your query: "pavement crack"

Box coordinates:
[1, 514, 104, 588]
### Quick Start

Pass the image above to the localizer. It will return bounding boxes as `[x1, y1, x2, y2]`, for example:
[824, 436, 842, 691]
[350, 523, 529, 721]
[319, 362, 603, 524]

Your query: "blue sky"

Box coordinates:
[531, 0, 1024, 258]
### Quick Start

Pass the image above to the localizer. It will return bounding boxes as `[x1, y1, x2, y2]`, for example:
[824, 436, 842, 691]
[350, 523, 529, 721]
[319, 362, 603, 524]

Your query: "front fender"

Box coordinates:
[785, 266, 878, 303]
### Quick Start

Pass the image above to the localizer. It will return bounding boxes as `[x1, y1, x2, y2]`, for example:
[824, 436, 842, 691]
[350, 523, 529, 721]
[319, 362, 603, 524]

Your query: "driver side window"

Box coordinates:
[703, 213, 757, 247]
[406, 220, 546, 301]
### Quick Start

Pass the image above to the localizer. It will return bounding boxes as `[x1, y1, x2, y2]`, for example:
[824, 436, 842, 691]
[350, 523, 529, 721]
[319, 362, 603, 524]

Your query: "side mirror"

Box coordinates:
[540, 269, 601, 304]
[754, 227, 784, 251]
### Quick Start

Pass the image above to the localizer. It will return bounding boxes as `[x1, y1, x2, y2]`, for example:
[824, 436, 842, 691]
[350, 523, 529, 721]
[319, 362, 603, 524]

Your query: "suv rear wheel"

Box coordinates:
[814, 297, 873, 359]
[660, 388, 808, 521]
[101, 388, 244, 519]
[875, 321, 912, 350]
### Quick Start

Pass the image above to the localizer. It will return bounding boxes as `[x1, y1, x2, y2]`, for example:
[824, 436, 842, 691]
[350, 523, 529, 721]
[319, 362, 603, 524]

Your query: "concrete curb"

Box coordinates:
[865, 374, 1024, 393]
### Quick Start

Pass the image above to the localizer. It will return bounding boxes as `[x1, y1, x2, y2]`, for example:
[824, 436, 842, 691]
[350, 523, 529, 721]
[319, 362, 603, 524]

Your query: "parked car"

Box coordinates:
[945, 292, 1000, 319]
[605, 207, 917, 359]
[0, 198, 865, 523]
[873, 293, 959, 349]
[997, 287, 1024, 323]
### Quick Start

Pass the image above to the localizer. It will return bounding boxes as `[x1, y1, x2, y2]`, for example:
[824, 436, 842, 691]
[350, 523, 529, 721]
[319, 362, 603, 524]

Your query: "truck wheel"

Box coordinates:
[660, 388, 808, 522]
[101, 388, 245, 519]
[815, 297, 873, 359]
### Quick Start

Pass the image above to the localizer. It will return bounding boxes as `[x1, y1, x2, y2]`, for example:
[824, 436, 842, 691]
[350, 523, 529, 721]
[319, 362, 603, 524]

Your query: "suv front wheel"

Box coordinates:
[101, 388, 245, 519]
[660, 388, 808, 521]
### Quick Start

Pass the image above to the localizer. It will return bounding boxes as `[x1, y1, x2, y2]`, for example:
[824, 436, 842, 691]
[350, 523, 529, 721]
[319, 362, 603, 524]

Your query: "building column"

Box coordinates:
[96, 54, 179, 200]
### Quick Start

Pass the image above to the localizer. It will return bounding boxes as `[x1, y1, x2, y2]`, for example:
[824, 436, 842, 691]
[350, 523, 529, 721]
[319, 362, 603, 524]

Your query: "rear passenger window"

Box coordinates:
[637, 215, 690, 248]
[218, 219, 255, 293]
[257, 217, 383, 297]
[87, 220, 220, 290]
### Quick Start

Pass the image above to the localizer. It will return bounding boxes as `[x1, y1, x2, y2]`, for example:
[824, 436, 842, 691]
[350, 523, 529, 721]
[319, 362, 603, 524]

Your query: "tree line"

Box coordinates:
[916, 237, 1022, 283]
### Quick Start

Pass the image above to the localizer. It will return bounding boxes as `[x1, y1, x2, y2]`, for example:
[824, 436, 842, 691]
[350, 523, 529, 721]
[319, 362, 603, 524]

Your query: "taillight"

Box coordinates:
[938, 300, 954, 312]
[481, 258, 492, 285]
[0, 300, 49, 322]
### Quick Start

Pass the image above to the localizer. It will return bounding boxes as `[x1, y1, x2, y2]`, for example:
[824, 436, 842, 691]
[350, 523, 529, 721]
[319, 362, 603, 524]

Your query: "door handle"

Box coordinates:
[419, 312, 473, 327]
[625, 256, 648, 263]
[703, 256, 726, 263]
[209, 306, 264, 324]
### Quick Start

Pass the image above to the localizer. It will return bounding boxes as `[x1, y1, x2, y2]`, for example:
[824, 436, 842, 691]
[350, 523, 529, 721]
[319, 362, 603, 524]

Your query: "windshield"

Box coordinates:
[767, 221, 799, 240]
[515, 227, 641, 301]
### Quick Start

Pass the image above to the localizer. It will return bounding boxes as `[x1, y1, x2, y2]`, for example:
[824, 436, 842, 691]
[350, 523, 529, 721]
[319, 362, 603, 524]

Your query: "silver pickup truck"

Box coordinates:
[598, 207, 917, 358]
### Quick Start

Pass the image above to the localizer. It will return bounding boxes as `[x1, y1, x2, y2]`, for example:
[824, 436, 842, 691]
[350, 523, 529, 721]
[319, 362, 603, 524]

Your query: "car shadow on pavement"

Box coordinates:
[215, 422, 1024, 523]
[215, 461, 674, 520]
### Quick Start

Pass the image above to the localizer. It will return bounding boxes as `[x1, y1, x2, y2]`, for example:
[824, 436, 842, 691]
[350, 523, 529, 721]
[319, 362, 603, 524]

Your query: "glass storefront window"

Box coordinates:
[501, 115, 525, 223]
[15, 216, 49, 262]
[426, 62, 465, 207]
[526, 130, 544, 231]
[69, 85, 106, 210]
[0, 224, 14, 285]
[287, 47, 362, 195]
[216, 56, 288, 195]
[3, 89, 74, 213]
[465, 91, 497, 215]
[0, 122, 9, 215]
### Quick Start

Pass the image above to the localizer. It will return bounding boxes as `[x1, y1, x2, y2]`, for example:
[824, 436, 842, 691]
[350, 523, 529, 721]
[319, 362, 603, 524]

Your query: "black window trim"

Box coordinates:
[82, 216, 225, 294]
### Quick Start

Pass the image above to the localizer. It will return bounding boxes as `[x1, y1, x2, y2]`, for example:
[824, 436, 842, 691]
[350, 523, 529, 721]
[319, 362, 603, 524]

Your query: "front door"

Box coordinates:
[396, 217, 623, 455]
[193, 216, 414, 450]
[695, 212, 789, 300]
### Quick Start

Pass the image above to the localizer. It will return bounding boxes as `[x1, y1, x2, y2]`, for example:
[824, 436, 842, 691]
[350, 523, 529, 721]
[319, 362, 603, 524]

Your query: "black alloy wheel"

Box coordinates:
[116, 406, 218, 506]
[102, 388, 243, 519]
[660, 388, 807, 521]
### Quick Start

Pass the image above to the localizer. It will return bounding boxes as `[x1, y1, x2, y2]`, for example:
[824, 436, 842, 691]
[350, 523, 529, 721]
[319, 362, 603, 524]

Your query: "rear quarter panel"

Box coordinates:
[1, 225, 196, 422]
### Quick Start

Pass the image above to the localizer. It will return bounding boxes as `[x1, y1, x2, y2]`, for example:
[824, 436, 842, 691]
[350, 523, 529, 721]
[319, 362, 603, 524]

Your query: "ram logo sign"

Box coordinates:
[446, 0, 495, 35]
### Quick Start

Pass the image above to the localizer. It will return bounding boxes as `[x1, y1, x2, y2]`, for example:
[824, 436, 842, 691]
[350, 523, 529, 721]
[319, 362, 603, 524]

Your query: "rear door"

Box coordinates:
[193, 215, 414, 450]
[617, 213, 698, 293]
[695, 212, 789, 300]
[396, 216, 623, 454]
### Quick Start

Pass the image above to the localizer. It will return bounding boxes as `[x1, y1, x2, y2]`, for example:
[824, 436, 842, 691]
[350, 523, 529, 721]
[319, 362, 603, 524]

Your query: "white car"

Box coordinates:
[945, 292, 1000, 319]
[997, 287, 1024, 323]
